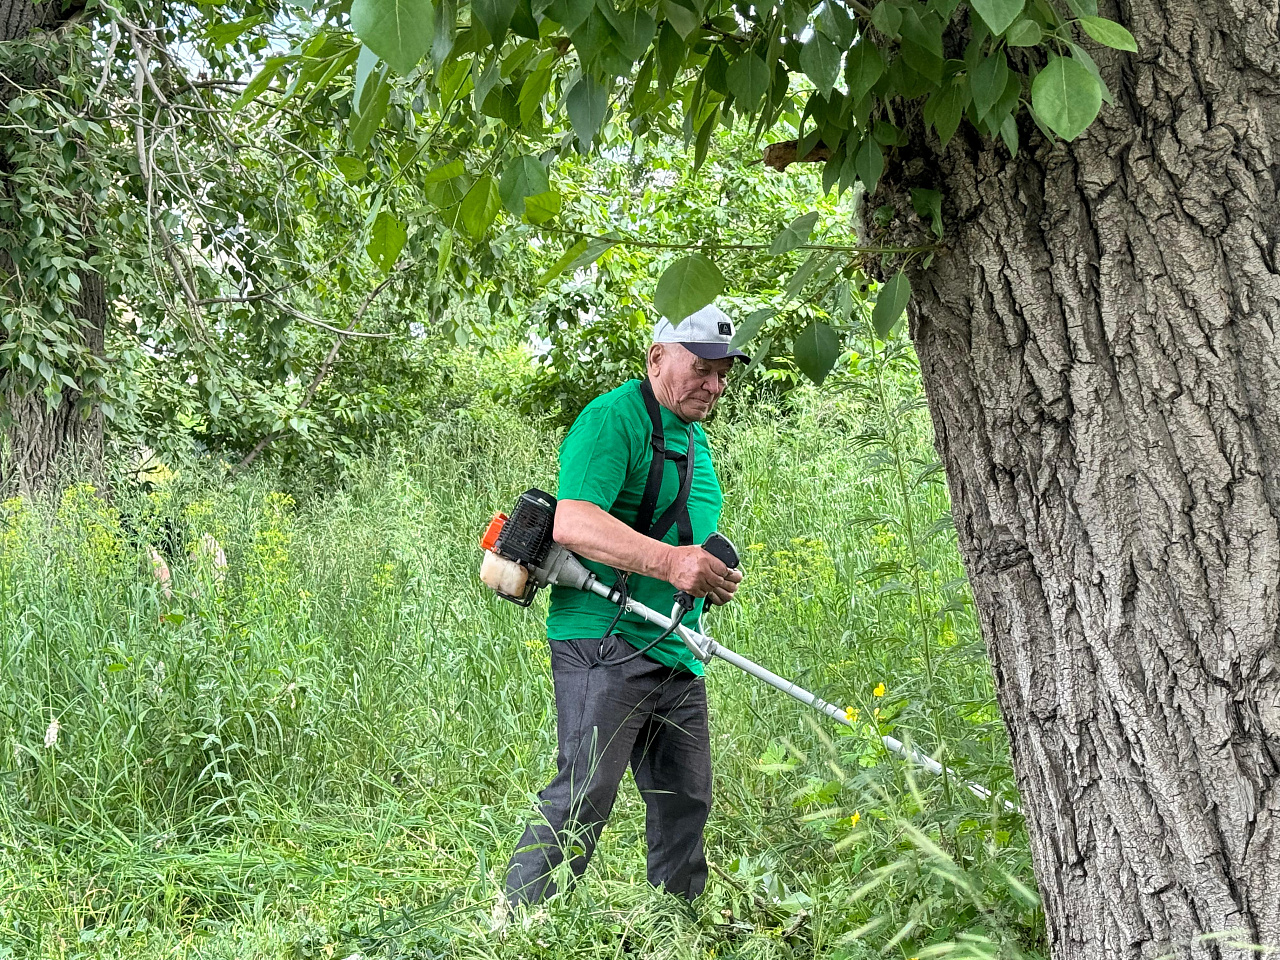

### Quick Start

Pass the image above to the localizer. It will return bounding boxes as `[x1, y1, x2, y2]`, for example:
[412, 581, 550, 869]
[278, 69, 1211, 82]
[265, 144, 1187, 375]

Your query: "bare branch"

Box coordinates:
[231, 271, 405, 474]
[763, 139, 832, 171]
[91, 21, 121, 100]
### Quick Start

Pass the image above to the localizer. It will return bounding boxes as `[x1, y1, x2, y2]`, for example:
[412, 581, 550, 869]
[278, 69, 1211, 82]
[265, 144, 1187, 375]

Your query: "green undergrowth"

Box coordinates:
[0, 346, 1044, 959]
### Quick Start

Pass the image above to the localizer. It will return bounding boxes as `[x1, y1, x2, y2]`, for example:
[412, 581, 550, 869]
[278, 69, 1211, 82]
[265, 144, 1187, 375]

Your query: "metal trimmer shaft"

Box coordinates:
[584, 579, 1019, 813]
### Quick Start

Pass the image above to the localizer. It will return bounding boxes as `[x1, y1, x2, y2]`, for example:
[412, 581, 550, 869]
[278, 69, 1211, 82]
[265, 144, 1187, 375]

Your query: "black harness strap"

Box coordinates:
[633, 378, 696, 547]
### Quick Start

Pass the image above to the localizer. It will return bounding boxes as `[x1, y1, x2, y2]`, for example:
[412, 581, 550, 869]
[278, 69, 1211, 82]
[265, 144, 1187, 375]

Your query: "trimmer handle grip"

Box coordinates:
[674, 533, 741, 614]
[700, 532, 740, 570]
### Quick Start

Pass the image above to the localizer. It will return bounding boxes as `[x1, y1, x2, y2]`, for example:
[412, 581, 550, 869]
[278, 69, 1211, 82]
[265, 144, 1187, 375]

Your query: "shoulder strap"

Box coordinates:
[647, 424, 695, 545]
[632, 378, 696, 546]
[634, 378, 667, 537]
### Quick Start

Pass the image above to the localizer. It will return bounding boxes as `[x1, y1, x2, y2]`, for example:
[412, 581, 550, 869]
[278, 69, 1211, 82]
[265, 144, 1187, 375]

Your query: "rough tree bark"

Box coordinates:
[1, 0, 106, 495]
[0, 272, 107, 495]
[882, 0, 1280, 956]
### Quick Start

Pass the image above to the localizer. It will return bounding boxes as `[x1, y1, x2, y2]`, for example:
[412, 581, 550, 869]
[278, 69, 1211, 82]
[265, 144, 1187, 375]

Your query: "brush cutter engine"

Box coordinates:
[479, 488, 557, 605]
[479, 489, 601, 606]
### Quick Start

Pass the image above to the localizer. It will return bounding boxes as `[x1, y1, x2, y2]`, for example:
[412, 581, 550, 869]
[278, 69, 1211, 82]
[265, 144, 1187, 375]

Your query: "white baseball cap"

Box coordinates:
[653, 303, 749, 363]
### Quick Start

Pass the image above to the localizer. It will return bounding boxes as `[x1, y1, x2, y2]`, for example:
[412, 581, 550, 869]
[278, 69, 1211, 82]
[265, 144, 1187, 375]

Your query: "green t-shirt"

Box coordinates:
[547, 379, 724, 675]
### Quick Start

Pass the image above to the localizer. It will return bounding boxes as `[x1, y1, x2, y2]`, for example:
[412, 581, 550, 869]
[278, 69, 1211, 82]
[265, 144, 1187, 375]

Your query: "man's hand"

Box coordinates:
[664, 545, 744, 604]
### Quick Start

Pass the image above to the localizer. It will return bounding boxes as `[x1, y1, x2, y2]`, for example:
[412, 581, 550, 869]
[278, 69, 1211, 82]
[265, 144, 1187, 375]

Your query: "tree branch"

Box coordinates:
[762, 139, 833, 171]
[534, 223, 934, 257]
[230, 271, 403, 475]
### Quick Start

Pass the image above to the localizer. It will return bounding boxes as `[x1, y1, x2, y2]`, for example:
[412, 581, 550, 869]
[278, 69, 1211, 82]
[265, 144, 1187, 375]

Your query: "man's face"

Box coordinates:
[649, 344, 736, 421]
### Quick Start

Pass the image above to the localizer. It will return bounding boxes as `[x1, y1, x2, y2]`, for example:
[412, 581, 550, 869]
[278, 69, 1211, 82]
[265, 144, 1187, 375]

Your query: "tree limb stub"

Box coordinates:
[762, 139, 831, 171]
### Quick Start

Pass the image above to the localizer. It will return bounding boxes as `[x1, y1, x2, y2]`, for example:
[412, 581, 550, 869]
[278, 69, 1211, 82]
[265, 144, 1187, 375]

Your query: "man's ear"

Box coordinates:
[647, 343, 663, 374]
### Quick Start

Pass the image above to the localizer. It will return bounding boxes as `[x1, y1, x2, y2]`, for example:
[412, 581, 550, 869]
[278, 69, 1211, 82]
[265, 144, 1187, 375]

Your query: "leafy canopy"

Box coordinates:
[265, 0, 1134, 379]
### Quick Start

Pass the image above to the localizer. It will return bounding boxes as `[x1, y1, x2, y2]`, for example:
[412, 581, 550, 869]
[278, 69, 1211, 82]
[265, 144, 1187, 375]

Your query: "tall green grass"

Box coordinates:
[0, 352, 1042, 959]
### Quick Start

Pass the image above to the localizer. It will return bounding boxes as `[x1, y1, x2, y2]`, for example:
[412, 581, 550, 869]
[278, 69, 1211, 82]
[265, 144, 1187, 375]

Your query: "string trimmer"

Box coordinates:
[479, 488, 1015, 812]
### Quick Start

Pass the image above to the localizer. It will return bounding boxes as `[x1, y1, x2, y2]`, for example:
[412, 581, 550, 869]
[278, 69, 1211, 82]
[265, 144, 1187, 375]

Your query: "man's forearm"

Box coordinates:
[552, 500, 674, 582]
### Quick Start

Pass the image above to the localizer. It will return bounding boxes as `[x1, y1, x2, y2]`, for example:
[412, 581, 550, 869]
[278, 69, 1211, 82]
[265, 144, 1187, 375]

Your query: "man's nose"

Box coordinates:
[705, 376, 726, 397]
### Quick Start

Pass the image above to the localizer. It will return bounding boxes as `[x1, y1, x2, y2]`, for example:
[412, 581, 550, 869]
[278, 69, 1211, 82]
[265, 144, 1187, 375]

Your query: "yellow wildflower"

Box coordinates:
[873, 682, 886, 697]
[844, 706, 859, 724]
[746, 542, 765, 551]
[849, 811, 860, 828]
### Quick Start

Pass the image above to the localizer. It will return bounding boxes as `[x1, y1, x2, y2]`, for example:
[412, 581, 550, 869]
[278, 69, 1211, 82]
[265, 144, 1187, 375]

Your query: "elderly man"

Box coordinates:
[503, 303, 748, 909]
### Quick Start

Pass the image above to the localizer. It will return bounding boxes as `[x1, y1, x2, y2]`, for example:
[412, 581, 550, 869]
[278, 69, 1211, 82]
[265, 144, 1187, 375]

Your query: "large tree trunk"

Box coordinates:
[892, 0, 1280, 957]
[0, 272, 107, 495]
[1, 0, 105, 496]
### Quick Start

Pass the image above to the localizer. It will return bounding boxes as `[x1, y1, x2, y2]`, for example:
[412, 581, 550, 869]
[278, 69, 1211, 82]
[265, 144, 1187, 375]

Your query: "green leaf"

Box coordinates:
[522, 190, 562, 224]
[438, 56, 472, 104]
[726, 54, 771, 107]
[656, 21, 685, 89]
[768, 211, 819, 255]
[514, 0, 542, 41]
[910, 187, 943, 238]
[871, 270, 911, 338]
[472, 0, 517, 45]
[793, 320, 841, 385]
[661, 0, 700, 38]
[431, 0, 455, 67]
[924, 80, 967, 146]
[353, 44, 379, 109]
[498, 155, 549, 214]
[899, 6, 943, 56]
[783, 252, 821, 300]
[800, 33, 841, 96]
[350, 0, 433, 76]
[693, 108, 716, 172]
[855, 138, 884, 194]
[570, 9, 614, 67]
[460, 174, 502, 238]
[1000, 111, 1019, 155]
[205, 13, 269, 45]
[845, 41, 884, 103]
[367, 211, 408, 273]
[1068, 41, 1115, 105]
[817, 1, 854, 46]
[1030, 55, 1102, 141]
[546, 0, 595, 32]
[1078, 15, 1138, 51]
[600, 1, 657, 60]
[1005, 18, 1042, 44]
[333, 156, 367, 181]
[730, 307, 774, 349]
[654, 254, 725, 322]
[564, 235, 617, 273]
[969, 0, 1023, 35]
[231, 56, 286, 110]
[1065, 0, 1097, 16]
[473, 57, 502, 114]
[566, 75, 609, 148]
[519, 64, 552, 122]
[744, 334, 774, 376]
[424, 159, 466, 183]
[970, 49, 1009, 121]
[437, 227, 453, 283]
[660, 0, 701, 37]
[539, 238, 588, 284]
[704, 45, 729, 93]
[871, 1, 902, 37]
[349, 71, 391, 153]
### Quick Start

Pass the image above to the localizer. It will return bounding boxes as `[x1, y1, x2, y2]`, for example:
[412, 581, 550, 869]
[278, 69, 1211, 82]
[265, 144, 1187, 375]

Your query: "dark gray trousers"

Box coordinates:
[504, 635, 712, 906]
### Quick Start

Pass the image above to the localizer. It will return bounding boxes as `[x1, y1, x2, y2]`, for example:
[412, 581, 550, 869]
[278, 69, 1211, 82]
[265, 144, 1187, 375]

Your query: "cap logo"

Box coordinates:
[718, 322, 732, 336]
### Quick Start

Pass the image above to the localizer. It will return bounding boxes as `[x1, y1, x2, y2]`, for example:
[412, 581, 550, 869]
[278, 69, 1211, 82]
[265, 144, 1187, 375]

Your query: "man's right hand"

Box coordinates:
[664, 545, 743, 603]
